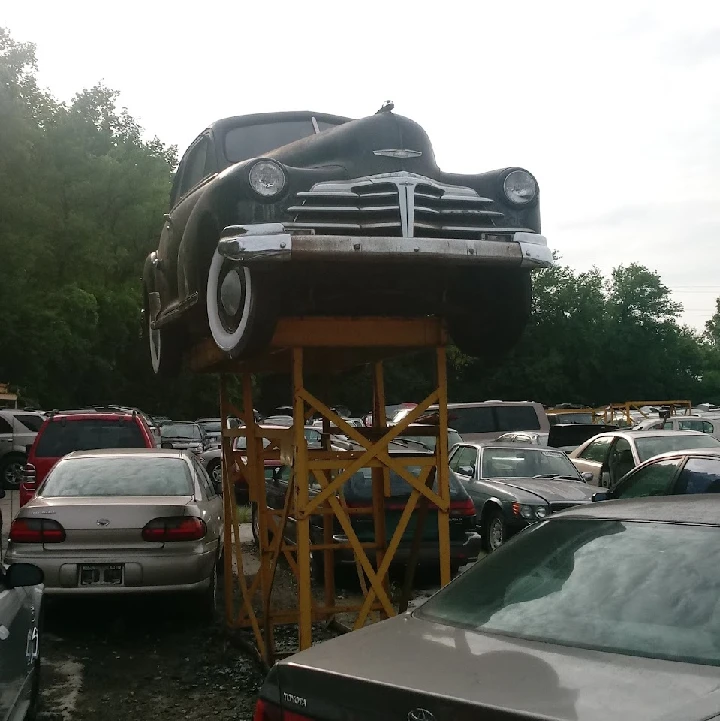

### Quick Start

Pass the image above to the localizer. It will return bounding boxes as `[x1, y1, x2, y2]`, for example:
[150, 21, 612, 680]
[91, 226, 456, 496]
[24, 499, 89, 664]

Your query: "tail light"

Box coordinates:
[10, 518, 66, 543]
[24, 463, 36, 481]
[253, 699, 311, 721]
[142, 517, 206, 542]
[449, 498, 476, 517]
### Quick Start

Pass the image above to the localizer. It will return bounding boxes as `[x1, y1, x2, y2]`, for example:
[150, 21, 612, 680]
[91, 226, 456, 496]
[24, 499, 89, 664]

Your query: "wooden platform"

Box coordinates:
[188, 316, 447, 374]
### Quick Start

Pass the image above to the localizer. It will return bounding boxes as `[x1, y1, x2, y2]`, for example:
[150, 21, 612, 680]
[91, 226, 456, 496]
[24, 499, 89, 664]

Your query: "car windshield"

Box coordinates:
[482, 448, 580, 479]
[417, 518, 720, 666]
[40, 456, 193, 497]
[223, 119, 343, 163]
[198, 421, 222, 433]
[161, 423, 202, 440]
[15, 414, 45, 432]
[635, 434, 720, 462]
[34, 419, 146, 457]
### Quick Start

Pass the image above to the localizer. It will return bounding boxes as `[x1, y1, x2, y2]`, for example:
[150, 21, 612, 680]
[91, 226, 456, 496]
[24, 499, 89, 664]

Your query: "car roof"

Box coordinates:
[429, 401, 539, 409]
[63, 448, 187, 460]
[462, 442, 562, 452]
[553, 495, 720, 525]
[593, 429, 708, 438]
[47, 411, 136, 420]
[633, 446, 720, 463]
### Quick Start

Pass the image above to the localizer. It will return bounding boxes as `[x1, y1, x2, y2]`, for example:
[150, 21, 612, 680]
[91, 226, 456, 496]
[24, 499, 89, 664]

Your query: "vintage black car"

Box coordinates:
[449, 442, 595, 551]
[143, 106, 552, 374]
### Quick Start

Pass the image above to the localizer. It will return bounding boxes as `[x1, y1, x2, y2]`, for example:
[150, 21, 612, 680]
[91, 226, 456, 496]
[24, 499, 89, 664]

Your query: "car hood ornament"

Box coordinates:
[373, 149, 422, 159]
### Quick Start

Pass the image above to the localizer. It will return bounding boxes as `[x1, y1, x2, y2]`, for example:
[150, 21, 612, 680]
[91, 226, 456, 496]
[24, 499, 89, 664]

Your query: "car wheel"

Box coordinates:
[207, 459, 222, 487]
[146, 294, 182, 377]
[483, 509, 506, 553]
[447, 270, 532, 363]
[0, 453, 25, 489]
[206, 250, 278, 359]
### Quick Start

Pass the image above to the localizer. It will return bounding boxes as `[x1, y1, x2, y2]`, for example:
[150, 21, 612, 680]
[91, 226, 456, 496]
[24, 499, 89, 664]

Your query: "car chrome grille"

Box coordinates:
[288, 171, 505, 238]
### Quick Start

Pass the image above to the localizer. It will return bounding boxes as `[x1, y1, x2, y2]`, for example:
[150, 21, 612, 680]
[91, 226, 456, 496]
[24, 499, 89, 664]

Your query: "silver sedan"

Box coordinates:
[5, 449, 223, 620]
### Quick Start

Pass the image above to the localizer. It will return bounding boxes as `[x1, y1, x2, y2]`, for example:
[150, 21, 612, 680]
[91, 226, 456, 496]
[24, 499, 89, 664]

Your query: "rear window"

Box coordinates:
[345, 466, 464, 501]
[15, 414, 45, 432]
[35, 419, 146, 457]
[40, 456, 193, 497]
[449, 406, 541, 435]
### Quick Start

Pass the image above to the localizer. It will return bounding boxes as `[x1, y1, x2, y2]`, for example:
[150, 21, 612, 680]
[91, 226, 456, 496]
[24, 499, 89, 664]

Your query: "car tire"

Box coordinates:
[0, 453, 26, 490]
[447, 270, 532, 363]
[207, 459, 222, 488]
[146, 293, 182, 377]
[483, 508, 507, 553]
[206, 250, 278, 359]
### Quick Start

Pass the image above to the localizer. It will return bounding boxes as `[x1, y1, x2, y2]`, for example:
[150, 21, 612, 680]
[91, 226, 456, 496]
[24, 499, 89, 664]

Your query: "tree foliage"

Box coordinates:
[1, 28, 718, 417]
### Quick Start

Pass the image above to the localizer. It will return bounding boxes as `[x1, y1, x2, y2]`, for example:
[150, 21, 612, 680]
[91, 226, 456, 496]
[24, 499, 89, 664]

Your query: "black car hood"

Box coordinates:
[265, 111, 440, 178]
[484, 477, 596, 504]
[276, 613, 720, 721]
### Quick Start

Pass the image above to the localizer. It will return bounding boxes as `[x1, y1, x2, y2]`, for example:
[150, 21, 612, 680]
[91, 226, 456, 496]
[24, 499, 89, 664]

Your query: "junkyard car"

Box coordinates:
[570, 430, 720, 487]
[143, 107, 552, 374]
[159, 422, 207, 454]
[0, 410, 45, 489]
[7, 449, 223, 620]
[254, 496, 720, 721]
[449, 442, 595, 551]
[0, 563, 44, 721]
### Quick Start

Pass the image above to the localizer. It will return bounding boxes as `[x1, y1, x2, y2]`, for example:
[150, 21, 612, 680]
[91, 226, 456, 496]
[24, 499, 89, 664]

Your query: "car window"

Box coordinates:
[161, 423, 202, 440]
[613, 459, 681, 499]
[304, 428, 321, 446]
[635, 434, 720, 462]
[41, 456, 193, 496]
[0, 417, 13, 434]
[577, 436, 613, 463]
[34, 419, 146, 457]
[481, 448, 580, 479]
[704, 421, 715, 434]
[450, 446, 477, 475]
[192, 457, 215, 499]
[608, 437, 635, 482]
[495, 406, 542, 432]
[14, 414, 44, 432]
[417, 519, 720, 666]
[673, 457, 720, 495]
[679, 420, 705, 432]
[178, 138, 208, 197]
[346, 466, 464, 500]
[223, 119, 344, 163]
[448, 407, 495, 434]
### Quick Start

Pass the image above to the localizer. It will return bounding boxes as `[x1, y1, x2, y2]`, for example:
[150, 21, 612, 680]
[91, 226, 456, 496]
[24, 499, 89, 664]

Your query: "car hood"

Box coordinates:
[277, 613, 720, 721]
[484, 477, 596, 504]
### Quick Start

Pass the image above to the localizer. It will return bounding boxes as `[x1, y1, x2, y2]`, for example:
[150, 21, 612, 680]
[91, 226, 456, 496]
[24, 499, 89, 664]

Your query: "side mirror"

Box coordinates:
[458, 465, 475, 478]
[4, 563, 44, 589]
[592, 491, 611, 503]
[582, 472, 594, 483]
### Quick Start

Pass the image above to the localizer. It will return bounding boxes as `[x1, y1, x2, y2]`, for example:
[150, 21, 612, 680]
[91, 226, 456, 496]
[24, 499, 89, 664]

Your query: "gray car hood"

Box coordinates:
[484, 477, 596, 504]
[280, 613, 720, 721]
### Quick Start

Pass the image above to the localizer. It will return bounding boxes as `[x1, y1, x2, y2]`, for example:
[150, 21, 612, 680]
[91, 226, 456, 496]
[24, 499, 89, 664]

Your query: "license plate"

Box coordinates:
[79, 564, 124, 586]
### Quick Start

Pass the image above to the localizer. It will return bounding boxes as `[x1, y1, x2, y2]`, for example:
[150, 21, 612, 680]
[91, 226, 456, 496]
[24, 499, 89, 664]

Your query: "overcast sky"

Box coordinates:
[5, 0, 719, 328]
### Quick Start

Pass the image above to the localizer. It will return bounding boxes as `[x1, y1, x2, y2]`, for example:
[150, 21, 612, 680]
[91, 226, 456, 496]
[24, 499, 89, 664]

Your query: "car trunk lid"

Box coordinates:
[23, 496, 194, 550]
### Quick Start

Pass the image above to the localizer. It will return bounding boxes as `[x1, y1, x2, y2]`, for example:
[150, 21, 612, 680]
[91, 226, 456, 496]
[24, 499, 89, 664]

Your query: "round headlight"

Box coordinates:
[503, 169, 537, 205]
[535, 506, 549, 519]
[248, 160, 286, 198]
[519, 505, 535, 520]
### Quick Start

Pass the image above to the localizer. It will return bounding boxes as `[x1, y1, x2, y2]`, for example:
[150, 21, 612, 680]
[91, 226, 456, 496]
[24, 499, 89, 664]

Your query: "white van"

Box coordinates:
[416, 401, 550, 443]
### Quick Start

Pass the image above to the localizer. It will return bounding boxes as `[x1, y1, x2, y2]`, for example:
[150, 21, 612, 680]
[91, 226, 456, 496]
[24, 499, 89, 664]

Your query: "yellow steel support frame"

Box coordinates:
[218, 324, 451, 665]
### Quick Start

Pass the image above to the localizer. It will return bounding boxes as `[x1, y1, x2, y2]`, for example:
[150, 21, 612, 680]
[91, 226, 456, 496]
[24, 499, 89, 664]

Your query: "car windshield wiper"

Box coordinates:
[533, 474, 582, 481]
[393, 438, 435, 452]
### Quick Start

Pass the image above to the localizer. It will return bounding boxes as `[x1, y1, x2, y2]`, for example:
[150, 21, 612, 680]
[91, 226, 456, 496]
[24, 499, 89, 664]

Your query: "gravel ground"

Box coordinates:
[32, 525, 453, 720]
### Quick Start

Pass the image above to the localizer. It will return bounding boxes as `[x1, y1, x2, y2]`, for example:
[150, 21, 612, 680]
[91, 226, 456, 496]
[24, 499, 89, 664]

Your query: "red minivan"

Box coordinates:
[20, 409, 156, 506]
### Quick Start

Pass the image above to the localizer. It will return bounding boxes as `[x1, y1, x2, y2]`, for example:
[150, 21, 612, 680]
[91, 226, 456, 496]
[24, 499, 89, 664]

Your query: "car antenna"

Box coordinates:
[376, 100, 394, 114]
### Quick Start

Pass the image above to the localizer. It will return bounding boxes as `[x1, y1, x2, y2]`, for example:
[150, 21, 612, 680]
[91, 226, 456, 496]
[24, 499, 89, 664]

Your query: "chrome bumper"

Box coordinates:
[217, 223, 553, 269]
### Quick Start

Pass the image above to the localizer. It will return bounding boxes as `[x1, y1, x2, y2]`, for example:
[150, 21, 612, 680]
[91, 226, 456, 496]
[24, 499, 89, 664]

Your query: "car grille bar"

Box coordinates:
[289, 172, 506, 238]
